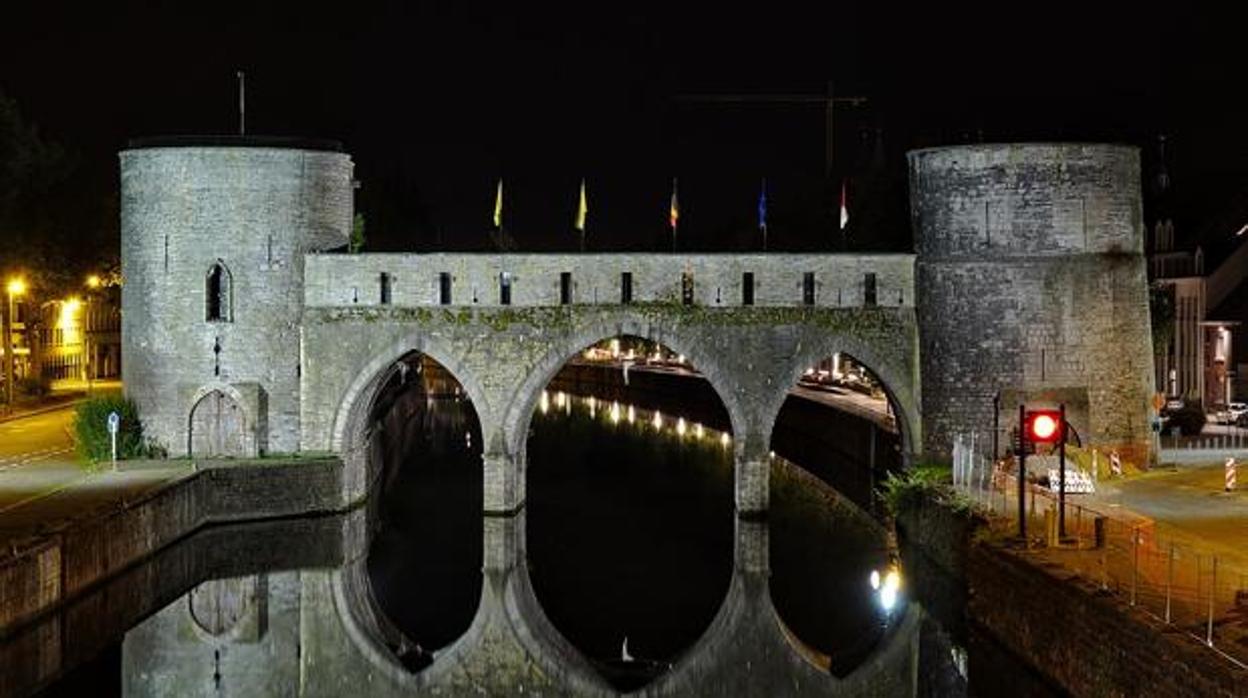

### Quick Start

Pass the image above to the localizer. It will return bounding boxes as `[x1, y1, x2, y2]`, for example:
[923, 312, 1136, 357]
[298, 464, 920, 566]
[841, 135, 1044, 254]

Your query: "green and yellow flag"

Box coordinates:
[493, 179, 503, 229]
[575, 179, 588, 232]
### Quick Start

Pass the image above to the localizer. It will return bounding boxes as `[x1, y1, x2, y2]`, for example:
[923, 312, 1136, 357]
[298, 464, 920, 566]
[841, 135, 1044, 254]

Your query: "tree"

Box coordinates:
[350, 213, 366, 253]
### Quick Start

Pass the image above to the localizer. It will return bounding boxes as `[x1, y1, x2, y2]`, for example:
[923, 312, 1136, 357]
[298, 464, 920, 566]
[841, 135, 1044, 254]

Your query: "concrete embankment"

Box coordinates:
[0, 458, 344, 639]
[897, 498, 1248, 697]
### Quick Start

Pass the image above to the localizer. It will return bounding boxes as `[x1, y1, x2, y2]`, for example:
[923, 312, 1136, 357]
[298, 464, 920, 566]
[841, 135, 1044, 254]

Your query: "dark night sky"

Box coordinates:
[0, 4, 1243, 257]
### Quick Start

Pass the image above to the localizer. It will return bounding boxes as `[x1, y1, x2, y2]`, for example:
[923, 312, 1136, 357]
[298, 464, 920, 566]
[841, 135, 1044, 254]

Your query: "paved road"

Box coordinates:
[0, 404, 190, 548]
[1097, 462, 1248, 567]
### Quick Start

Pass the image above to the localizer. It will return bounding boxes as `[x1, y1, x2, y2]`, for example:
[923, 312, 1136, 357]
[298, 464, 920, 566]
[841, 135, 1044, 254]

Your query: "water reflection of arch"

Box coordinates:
[500, 316, 748, 498]
[331, 511, 612, 695]
[765, 329, 921, 466]
[330, 332, 496, 501]
[643, 519, 920, 697]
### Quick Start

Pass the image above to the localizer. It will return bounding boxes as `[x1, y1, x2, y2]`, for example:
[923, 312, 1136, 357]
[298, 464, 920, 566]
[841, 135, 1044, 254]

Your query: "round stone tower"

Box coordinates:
[120, 136, 353, 457]
[909, 143, 1155, 465]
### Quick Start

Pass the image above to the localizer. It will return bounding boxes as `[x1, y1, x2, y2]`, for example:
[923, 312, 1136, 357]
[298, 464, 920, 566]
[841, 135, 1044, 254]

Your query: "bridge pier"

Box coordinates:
[483, 449, 525, 514]
[735, 449, 770, 516]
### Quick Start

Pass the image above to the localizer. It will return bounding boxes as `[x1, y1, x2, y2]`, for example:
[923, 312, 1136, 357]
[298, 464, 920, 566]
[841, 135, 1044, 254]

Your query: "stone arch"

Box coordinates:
[497, 314, 754, 513]
[764, 331, 921, 467]
[188, 382, 253, 457]
[500, 314, 748, 478]
[331, 332, 496, 504]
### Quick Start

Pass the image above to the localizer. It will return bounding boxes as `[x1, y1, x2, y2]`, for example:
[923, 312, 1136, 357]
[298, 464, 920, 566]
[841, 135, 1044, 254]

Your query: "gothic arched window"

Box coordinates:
[206, 262, 233, 322]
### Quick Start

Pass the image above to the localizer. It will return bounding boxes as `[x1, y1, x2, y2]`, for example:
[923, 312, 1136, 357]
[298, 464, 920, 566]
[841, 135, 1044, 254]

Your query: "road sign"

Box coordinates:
[107, 411, 119, 467]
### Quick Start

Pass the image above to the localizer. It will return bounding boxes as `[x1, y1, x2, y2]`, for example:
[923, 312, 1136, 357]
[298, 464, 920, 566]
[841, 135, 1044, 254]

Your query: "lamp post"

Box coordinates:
[4, 278, 26, 409]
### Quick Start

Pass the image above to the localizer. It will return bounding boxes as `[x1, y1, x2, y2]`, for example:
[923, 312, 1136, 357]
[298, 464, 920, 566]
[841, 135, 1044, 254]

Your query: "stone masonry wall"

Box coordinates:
[120, 145, 353, 457]
[303, 252, 915, 309]
[910, 144, 1155, 463]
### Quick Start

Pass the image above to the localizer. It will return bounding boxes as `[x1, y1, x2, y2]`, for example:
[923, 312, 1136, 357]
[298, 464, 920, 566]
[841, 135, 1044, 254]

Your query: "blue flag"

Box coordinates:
[758, 178, 768, 230]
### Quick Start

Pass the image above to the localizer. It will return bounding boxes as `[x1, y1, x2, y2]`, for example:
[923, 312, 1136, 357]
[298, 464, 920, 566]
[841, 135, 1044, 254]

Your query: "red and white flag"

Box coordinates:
[839, 179, 849, 232]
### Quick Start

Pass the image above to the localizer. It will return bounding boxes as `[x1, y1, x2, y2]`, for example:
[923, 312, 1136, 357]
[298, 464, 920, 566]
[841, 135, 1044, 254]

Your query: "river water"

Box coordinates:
[19, 358, 1061, 696]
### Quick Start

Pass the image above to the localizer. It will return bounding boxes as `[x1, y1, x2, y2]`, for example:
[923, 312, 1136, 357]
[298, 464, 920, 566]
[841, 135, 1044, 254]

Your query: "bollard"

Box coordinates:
[1094, 516, 1107, 549]
[1227, 457, 1237, 492]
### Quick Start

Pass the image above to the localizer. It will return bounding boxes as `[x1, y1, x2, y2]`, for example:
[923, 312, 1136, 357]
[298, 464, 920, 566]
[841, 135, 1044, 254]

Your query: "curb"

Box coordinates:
[0, 399, 84, 425]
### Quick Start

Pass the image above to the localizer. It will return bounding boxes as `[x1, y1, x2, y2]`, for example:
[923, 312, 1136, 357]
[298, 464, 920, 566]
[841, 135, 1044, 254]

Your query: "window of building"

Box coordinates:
[621, 272, 633, 304]
[802, 272, 816, 305]
[206, 262, 232, 322]
[379, 272, 392, 305]
[499, 272, 512, 305]
[681, 272, 694, 306]
[438, 272, 452, 305]
[742, 272, 755, 306]
[864, 273, 877, 307]
[560, 272, 572, 305]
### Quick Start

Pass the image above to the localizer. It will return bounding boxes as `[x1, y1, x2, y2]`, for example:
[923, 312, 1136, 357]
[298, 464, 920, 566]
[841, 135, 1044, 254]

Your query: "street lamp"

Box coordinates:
[4, 277, 26, 409]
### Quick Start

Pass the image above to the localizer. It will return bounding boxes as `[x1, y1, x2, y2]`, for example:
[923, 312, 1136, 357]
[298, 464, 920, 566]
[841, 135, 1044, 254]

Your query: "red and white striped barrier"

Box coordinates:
[1227, 457, 1237, 492]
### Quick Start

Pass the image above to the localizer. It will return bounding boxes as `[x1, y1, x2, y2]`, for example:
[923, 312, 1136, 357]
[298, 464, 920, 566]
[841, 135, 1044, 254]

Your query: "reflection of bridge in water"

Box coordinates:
[97, 506, 919, 697]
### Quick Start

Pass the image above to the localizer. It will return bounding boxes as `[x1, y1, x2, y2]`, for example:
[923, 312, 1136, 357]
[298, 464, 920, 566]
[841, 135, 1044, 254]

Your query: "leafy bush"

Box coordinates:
[1163, 406, 1206, 437]
[74, 396, 149, 462]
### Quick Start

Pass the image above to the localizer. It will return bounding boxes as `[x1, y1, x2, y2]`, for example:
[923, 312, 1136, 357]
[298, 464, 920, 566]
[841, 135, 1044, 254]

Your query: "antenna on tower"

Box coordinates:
[237, 70, 246, 135]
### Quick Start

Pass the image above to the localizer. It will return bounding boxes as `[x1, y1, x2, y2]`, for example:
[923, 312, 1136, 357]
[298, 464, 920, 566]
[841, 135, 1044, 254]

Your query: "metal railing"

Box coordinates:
[951, 434, 1248, 669]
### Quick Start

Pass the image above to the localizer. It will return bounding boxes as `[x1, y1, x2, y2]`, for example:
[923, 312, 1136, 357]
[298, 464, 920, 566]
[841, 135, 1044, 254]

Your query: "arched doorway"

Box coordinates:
[189, 390, 247, 457]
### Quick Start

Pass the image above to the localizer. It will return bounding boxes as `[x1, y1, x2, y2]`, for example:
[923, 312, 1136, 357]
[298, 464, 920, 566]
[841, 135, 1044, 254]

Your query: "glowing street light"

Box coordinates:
[3, 277, 25, 408]
[86, 275, 101, 289]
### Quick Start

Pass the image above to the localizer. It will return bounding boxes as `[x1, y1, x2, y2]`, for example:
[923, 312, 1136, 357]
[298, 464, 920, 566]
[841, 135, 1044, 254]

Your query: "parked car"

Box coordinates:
[1237, 411, 1248, 429]
[1228, 402, 1248, 425]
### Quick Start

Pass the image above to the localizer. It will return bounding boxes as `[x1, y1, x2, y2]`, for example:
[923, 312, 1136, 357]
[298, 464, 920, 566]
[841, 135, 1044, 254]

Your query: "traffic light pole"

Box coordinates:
[1018, 404, 1027, 541]
[1059, 402, 1067, 539]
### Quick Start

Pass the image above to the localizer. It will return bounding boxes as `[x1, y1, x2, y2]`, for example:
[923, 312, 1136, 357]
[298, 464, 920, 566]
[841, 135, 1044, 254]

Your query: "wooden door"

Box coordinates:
[190, 390, 246, 457]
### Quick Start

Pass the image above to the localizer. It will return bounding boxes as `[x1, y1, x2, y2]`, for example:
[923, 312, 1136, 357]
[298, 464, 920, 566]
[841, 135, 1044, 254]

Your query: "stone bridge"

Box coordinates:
[299, 252, 920, 514]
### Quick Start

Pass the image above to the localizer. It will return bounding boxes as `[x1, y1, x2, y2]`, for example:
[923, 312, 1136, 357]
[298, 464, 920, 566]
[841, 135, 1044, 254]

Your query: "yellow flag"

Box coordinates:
[493, 179, 503, 229]
[575, 179, 588, 232]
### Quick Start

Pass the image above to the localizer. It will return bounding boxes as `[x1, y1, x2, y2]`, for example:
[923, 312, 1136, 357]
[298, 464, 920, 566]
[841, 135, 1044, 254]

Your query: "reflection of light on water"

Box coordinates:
[535, 390, 740, 455]
[610, 339, 620, 358]
[869, 566, 903, 613]
[769, 450, 776, 459]
[465, 431, 472, 449]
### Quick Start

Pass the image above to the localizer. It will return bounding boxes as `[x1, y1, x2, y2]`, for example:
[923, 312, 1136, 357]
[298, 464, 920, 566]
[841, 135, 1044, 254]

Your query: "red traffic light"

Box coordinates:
[1025, 410, 1063, 443]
